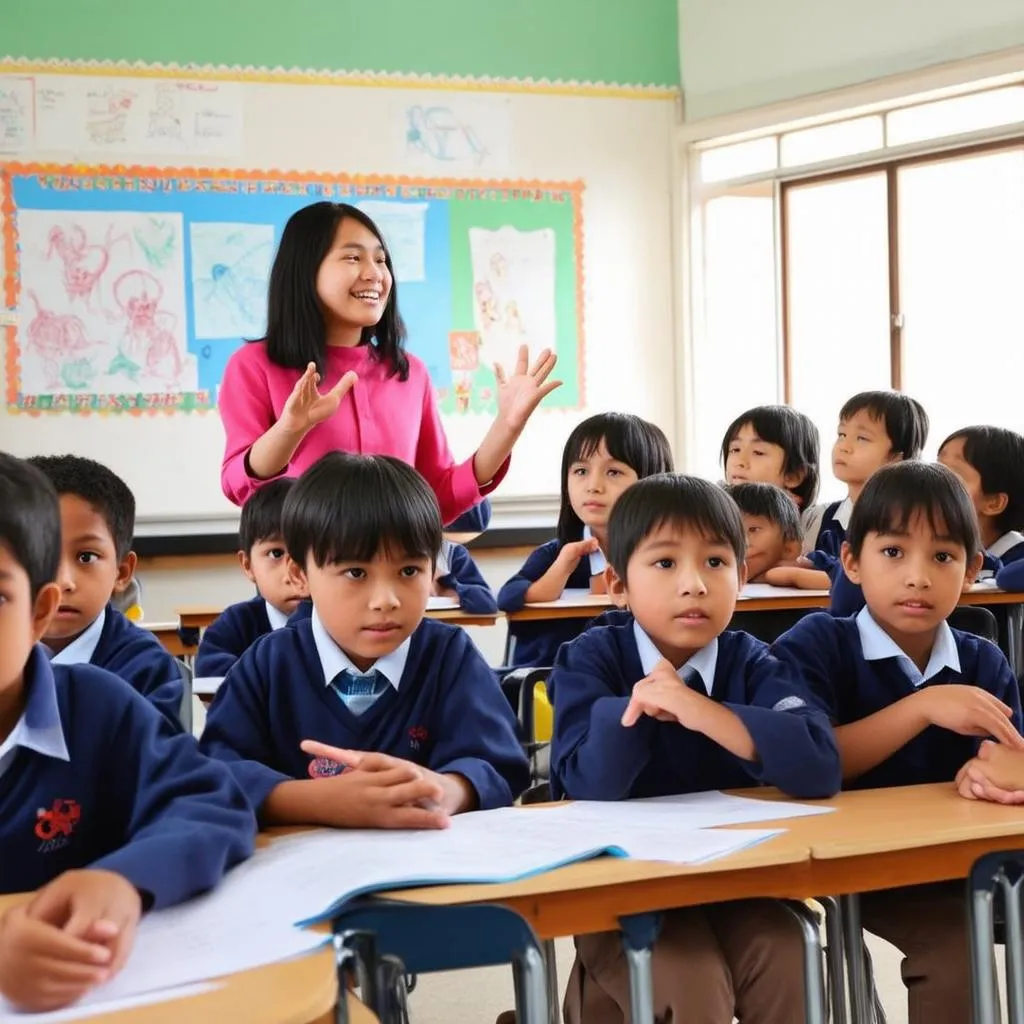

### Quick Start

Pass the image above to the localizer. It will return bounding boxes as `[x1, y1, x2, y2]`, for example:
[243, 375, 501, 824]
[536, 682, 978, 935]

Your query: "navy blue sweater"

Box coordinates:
[772, 612, 1022, 789]
[438, 541, 498, 614]
[200, 617, 529, 815]
[1, 648, 255, 907]
[549, 620, 840, 801]
[812, 500, 846, 560]
[497, 539, 595, 667]
[196, 595, 275, 678]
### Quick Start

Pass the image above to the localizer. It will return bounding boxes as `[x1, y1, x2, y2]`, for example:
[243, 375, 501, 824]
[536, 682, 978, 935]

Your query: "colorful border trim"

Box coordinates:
[1, 162, 586, 417]
[0, 57, 678, 101]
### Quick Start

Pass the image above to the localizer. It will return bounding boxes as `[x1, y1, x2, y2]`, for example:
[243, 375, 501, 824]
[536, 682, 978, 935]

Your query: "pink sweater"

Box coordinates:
[219, 342, 506, 523]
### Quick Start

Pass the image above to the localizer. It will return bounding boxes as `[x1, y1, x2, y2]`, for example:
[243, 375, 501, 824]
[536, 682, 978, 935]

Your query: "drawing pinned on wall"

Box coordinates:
[34, 75, 243, 156]
[355, 201, 428, 283]
[0, 75, 34, 153]
[396, 94, 512, 174]
[468, 226, 556, 370]
[16, 210, 195, 398]
[189, 222, 274, 339]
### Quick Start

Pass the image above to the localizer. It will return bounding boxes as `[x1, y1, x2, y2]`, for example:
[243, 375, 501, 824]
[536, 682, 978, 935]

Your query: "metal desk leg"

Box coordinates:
[783, 901, 827, 1024]
[969, 887, 1001, 1024]
[619, 913, 662, 1024]
[816, 896, 848, 1024]
[541, 938, 560, 1024]
[1007, 603, 1023, 679]
[840, 895, 873, 1024]
[511, 943, 549, 1024]
[1005, 874, 1024, 1024]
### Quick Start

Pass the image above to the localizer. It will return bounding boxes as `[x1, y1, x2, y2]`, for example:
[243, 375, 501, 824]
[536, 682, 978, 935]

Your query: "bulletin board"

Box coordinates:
[1, 163, 584, 416]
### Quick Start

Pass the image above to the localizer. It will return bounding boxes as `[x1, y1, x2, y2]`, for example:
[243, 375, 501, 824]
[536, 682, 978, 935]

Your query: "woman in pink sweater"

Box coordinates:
[219, 202, 560, 522]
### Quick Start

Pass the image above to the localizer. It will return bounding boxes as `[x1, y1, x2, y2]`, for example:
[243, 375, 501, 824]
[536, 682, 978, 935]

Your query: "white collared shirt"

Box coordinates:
[265, 601, 290, 631]
[311, 609, 410, 691]
[0, 649, 70, 782]
[583, 525, 607, 576]
[855, 606, 960, 687]
[833, 497, 853, 531]
[50, 608, 106, 666]
[989, 532, 1024, 560]
[632, 620, 718, 695]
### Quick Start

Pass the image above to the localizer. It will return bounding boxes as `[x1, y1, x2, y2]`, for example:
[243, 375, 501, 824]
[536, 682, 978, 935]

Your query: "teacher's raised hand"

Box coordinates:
[280, 362, 359, 434]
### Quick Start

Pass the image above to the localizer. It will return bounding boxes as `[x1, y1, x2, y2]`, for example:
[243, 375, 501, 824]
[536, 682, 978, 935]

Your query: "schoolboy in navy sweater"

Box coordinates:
[0, 454, 254, 1013]
[28, 456, 183, 728]
[196, 479, 307, 678]
[772, 461, 1023, 1024]
[551, 474, 839, 1024]
[433, 539, 497, 614]
[201, 453, 528, 828]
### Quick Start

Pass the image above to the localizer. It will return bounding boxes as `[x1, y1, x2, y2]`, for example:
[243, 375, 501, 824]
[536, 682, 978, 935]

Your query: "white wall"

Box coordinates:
[0, 70, 678, 530]
[678, 0, 1024, 120]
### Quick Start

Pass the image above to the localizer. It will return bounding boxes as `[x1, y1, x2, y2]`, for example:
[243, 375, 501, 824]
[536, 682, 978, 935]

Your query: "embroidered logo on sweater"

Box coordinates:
[35, 799, 81, 852]
[408, 725, 428, 752]
[308, 757, 344, 779]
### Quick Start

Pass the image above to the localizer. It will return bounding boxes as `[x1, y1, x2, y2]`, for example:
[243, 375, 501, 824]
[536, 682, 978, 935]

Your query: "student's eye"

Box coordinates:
[728, 444, 740, 454]
[400, 566, 422, 578]
[76, 552, 99, 565]
[375, 255, 388, 265]
[572, 466, 587, 476]
[752, 449, 766, 457]
[935, 551, 955, 564]
[748, 526, 762, 535]
[881, 546, 901, 558]
[707, 556, 728, 569]
[342, 567, 366, 580]
[857, 435, 870, 443]
[836, 430, 846, 439]
[653, 558, 675, 570]
[266, 548, 286, 561]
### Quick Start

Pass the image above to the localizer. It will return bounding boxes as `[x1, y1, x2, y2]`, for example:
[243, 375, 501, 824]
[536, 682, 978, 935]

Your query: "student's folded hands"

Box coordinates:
[620, 659, 707, 729]
[957, 740, 1024, 805]
[914, 685, 1024, 749]
[0, 869, 141, 1012]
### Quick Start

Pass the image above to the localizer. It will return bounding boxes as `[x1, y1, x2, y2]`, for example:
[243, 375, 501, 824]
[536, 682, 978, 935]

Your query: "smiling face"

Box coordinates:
[315, 217, 393, 341]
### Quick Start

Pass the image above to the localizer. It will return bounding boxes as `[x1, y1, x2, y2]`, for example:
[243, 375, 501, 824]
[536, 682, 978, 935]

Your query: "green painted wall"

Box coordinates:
[3, 0, 680, 87]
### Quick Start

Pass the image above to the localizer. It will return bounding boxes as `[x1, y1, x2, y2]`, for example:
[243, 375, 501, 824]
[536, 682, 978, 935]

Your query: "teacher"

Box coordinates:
[219, 202, 560, 522]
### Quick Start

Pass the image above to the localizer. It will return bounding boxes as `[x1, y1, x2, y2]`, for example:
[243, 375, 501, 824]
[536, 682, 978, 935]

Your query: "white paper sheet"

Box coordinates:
[0, 983, 218, 1022]
[738, 583, 829, 600]
[191, 676, 224, 696]
[356, 201, 428, 283]
[395, 94, 512, 174]
[0, 75, 34, 153]
[426, 595, 459, 610]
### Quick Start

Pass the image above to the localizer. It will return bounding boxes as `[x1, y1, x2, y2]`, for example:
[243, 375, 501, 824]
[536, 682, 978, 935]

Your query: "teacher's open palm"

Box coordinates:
[280, 362, 358, 434]
[495, 346, 562, 431]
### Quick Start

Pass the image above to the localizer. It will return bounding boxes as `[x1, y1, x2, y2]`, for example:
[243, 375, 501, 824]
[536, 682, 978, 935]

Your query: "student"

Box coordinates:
[772, 461, 1023, 1024]
[28, 456, 184, 728]
[724, 482, 803, 581]
[721, 404, 820, 511]
[938, 425, 1024, 571]
[433, 539, 497, 614]
[549, 474, 839, 1024]
[498, 412, 673, 667]
[218, 202, 560, 522]
[200, 453, 528, 827]
[196, 479, 307, 678]
[0, 454, 254, 1013]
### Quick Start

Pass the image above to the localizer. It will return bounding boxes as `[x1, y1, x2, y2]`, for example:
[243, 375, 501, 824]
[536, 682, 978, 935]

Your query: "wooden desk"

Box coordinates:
[177, 604, 498, 630]
[0, 894, 347, 1024]
[383, 784, 1024, 940]
[140, 621, 198, 659]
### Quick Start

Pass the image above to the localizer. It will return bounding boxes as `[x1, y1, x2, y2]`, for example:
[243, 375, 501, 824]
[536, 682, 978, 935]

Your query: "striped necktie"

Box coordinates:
[331, 669, 389, 716]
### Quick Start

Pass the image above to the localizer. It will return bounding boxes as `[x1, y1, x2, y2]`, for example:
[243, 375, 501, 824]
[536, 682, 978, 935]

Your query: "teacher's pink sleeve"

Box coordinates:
[219, 349, 284, 507]
[415, 377, 509, 525]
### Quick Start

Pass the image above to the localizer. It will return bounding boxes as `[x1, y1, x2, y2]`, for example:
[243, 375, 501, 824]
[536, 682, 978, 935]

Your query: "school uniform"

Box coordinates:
[444, 498, 492, 534]
[990, 530, 1024, 567]
[0, 647, 255, 907]
[52, 606, 184, 729]
[196, 596, 292, 678]
[997, 558, 1024, 592]
[497, 532, 605, 667]
[550, 619, 837, 1024]
[436, 540, 498, 614]
[772, 608, 1022, 1024]
[200, 612, 529, 815]
[801, 497, 850, 554]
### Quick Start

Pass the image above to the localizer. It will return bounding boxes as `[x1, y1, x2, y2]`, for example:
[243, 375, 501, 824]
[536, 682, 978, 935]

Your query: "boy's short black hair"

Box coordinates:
[839, 391, 930, 460]
[721, 405, 820, 507]
[239, 479, 295, 553]
[846, 462, 980, 561]
[558, 412, 674, 545]
[724, 482, 802, 543]
[284, 452, 442, 568]
[0, 453, 61, 599]
[940, 425, 1024, 534]
[608, 474, 746, 580]
[27, 454, 135, 560]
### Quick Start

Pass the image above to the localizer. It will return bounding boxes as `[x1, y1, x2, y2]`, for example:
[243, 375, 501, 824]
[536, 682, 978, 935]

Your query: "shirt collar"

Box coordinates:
[583, 526, 607, 576]
[632, 620, 718, 696]
[435, 540, 452, 578]
[989, 532, 1024, 559]
[50, 607, 106, 666]
[265, 601, 289, 631]
[311, 609, 409, 690]
[834, 497, 853, 531]
[0, 645, 70, 768]
[855, 606, 960, 686]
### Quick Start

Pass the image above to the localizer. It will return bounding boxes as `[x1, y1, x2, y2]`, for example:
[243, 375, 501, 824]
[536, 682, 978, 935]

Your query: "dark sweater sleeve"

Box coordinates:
[770, 613, 846, 721]
[429, 632, 529, 808]
[93, 686, 255, 909]
[996, 559, 1024, 592]
[105, 629, 185, 732]
[196, 607, 250, 677]
[440, 544, 498, 614]
[497, 540, 561, 613]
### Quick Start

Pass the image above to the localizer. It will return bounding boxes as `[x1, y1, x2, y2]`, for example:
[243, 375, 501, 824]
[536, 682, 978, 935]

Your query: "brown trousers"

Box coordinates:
[563, 899, 806, 1024]
[860, 881, 971, 1024]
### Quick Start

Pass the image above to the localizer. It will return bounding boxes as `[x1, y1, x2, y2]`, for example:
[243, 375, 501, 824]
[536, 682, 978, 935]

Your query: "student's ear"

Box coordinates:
[780, 537, 802, 564]
[32, 582, 61, 642]
[238, 550, 256, 584]
[112, 549, 138, 595]
[963, 551, 985, 591]
[840, 541, 862, 585]
[605, 566, 629, 608]
[981, 491, 1009, 520]
[736, 559, 749, 589]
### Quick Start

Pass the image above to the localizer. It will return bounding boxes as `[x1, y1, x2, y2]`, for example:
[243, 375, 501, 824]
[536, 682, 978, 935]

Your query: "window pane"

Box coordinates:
[785, 173, 891, 501]
[700, 137, 778, 183]
[691, 194, 778, 481]
[887, 86, 1024, 147]
[780, 116, 884, 168]
[898, 147, 1024, 458]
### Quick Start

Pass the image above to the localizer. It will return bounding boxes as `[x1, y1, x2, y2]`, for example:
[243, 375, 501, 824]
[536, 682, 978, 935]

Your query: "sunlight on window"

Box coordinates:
[780, 116, 884, 168]
[887, 86, 1024, 147]
[700, 137, 778, 184]
[785, 173, 891, 501]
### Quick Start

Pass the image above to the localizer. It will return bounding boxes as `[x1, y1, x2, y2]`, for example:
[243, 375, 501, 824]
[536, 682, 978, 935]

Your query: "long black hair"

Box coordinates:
[260, 202, 409, 380]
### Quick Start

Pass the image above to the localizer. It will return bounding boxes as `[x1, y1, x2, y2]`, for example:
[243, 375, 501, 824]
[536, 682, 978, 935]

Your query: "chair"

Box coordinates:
[175, 657, 193, 733]
[497, 667, 553, 784]
[968, 850, 1021, 1024]
[728, 607, 815, 644]
[948, 605, 1000, 644]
